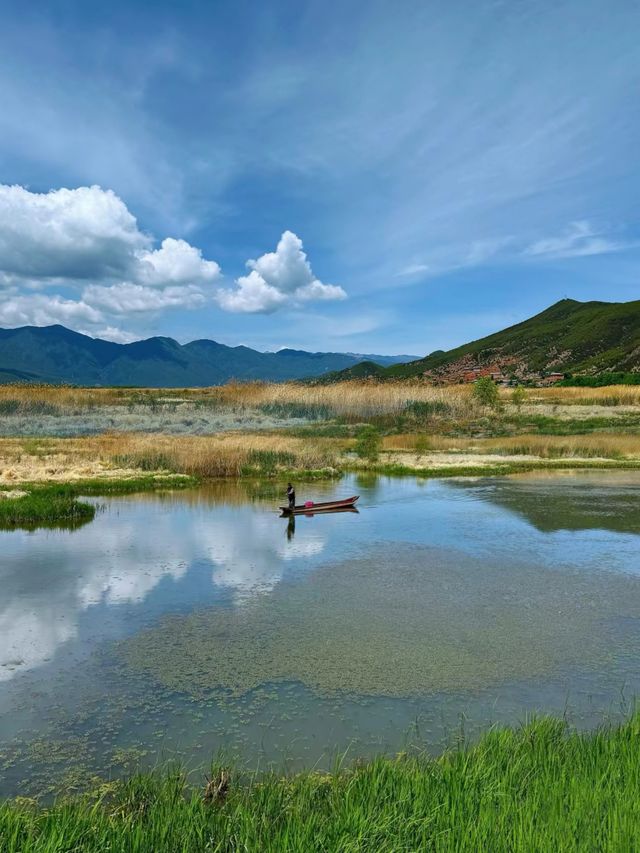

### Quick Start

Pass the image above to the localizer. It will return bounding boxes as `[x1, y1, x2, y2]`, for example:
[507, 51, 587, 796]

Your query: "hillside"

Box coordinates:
[0, 325, 416, 387]
[325, 299, 640, 383]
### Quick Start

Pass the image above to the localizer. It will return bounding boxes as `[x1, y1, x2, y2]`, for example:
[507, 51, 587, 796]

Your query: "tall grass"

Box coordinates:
[2, 715, 640, 851]
[102, 432, 339, 478]
[383, 432, 640, 459]
[527, 385, 640, 406]
[2, 380, 638, 410]
[0, 381, 477, 419]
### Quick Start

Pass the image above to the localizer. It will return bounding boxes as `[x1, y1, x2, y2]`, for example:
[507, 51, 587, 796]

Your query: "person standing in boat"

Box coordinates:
[286, 482, 296, 511]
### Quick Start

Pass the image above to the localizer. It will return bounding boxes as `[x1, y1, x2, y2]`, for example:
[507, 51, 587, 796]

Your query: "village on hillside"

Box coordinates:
[421, 353, 565, 386]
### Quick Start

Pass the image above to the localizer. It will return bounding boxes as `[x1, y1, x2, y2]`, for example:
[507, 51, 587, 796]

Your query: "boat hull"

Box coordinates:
[279, 495, 359, 515]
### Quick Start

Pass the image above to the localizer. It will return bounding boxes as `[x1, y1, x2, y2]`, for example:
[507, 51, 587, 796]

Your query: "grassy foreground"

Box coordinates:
[2, 716, 640, 852]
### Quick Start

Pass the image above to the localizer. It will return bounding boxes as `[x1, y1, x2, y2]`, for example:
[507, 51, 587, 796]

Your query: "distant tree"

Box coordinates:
[354, 425, 382, 461]
[511, 386, 527, 410]
[415, 434, 431, 457]
[473, 376, 499, 408]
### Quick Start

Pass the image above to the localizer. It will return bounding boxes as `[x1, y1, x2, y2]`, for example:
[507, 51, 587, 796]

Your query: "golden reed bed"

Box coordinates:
[1, 380, 638, 414]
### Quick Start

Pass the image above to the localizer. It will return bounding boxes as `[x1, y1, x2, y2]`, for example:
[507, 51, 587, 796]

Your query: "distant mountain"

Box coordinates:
[0, 325, 416, 386]
[320, 299, 640, 383]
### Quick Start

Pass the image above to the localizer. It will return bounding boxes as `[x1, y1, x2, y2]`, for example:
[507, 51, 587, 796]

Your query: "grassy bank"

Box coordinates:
[2, 715, 640, 851]
[0, 476, 195, 530]
[0, 485, 95, 529]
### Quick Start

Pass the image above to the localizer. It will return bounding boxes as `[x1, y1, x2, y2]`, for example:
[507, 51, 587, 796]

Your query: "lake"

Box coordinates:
[1, 471, 639, 798]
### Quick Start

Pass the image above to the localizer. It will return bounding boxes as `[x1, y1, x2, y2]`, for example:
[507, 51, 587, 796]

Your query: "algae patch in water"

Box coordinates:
[117, 543, 640, 699]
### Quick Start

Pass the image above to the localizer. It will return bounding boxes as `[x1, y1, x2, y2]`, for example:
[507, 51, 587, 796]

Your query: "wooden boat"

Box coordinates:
[279, 495, 359, 515]
[280, 506, 359, 518]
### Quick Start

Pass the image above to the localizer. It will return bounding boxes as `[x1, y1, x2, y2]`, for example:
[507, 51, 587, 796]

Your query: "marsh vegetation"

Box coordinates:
[0, 381, 639, 501]
[3, 715, 640, 852]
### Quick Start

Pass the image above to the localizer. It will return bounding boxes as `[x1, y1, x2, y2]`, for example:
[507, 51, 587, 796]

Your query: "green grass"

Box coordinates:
[0, 476, 196, 530]
[0, 488, 95, 530]
[2, 715, 640, 851]
[560, 372, 640, 387]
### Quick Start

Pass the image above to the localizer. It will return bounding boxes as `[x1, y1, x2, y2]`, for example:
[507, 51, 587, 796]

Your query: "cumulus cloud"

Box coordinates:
[216, 230, 345, 313]
[0, 183, 224, 333]
[0, 184, 149, 281]
[83, 282, 208, 314]
[137, 238, 221, 286]
[0, 185, 343, 334]
[89, 326, 140, 344]
[0, 294, 103, 327]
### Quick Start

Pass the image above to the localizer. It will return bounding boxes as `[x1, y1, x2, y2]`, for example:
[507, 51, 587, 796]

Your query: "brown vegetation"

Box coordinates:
[0, 433, 339, 484]
[383, 433, 640, 460]
[1, 381, 639, 485]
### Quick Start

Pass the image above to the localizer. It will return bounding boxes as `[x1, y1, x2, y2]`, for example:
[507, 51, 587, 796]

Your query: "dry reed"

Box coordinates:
[383, 432, 640, 459]
[1, 381, 638, 418]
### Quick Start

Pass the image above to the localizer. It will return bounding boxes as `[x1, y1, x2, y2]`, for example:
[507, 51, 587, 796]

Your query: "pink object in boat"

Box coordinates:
[305, 500, 314, 507]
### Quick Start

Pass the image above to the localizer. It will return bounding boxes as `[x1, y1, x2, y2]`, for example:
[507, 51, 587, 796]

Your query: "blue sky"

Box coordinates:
[0, 0, 638, 354]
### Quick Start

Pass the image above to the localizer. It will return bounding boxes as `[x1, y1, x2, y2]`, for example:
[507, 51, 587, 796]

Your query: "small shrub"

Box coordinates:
[403, 401, 451, 421]
[0, 399, 60, 416]
[511, 386, 527, 410]
[354, 425, 381, 462]
[415, 434, 431, 456]
[240, 449, 298, 476]
[258, 402, 332, 421]
[0, 399, 20, 415]
[473, 377, 499, 409]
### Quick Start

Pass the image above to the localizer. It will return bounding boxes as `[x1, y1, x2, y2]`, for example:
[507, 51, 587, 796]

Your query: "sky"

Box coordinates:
[0, 0, 638, 355]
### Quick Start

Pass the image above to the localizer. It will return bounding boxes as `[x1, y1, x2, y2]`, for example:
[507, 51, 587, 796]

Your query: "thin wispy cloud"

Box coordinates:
[0, 0, 638, 352]
[523, 221, 636, 260]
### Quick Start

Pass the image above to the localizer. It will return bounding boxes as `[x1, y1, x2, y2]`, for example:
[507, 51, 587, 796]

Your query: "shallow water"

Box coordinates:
[1, 471, 639, 797]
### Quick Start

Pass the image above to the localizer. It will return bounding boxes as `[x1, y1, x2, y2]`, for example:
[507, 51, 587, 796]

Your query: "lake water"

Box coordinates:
[1, 471, 639, 797]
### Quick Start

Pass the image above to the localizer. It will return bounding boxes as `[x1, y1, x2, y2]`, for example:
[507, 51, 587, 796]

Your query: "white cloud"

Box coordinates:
[0, 186, 344, 332]
[137, 237, 221, 286]
[397, 263, 430, 277]
[524, 221, 631, 259]
[216, 230, 345, 313]
[0, 184, 149, 281]
[83, 282, 208, 314]
[88, 326, 140, 344]
[0, 184, 226, 334]
[216, 270, 288, 314]
[0, 294, 103, 327]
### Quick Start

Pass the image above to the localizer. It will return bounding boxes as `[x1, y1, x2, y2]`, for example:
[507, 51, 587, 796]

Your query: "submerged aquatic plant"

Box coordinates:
[118, 542, 640, 699]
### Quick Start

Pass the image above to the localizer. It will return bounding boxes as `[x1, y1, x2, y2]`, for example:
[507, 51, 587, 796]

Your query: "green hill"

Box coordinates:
[0, 326, 415, 387]
[328, 299, 640, 383]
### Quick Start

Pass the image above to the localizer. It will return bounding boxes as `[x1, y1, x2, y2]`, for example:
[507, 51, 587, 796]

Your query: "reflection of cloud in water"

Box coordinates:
[0, 607, 75, 681]
[0, 503, 325, 681]
[76, 520, 190, 607]
[195, 513, 324, 597]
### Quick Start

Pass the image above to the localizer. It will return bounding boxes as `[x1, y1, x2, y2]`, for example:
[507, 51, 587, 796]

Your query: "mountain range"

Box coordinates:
[320, 299, 640, 382]
[0, 325, 416, 386]
[0, 299, 637, 387]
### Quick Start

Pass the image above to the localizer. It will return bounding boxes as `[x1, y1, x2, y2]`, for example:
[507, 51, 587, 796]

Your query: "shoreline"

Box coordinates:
[2, 445, 639, 527]
[2, 713, 639, 851]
